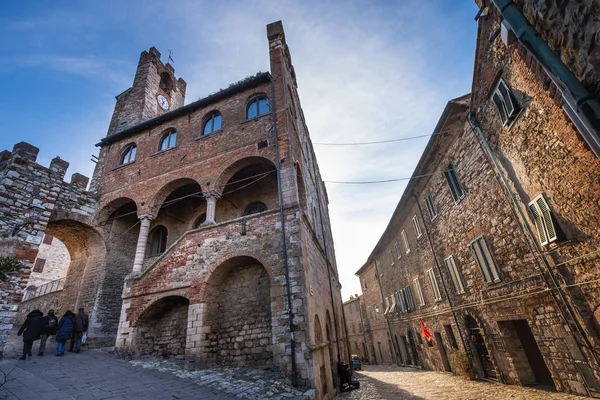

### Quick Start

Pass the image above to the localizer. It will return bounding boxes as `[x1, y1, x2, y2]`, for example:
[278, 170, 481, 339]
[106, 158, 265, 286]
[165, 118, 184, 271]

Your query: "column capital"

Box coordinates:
[138, 213, 156, 221]
[205, 191, 221, 200]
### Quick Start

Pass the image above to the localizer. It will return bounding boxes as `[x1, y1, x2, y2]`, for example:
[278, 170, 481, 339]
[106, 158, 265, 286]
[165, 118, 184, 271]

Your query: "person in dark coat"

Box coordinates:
[17, 309, 44, 360]
[38, 309, 58, 356]
[55, 310, 75, 356]
[70, 308, 89, 353]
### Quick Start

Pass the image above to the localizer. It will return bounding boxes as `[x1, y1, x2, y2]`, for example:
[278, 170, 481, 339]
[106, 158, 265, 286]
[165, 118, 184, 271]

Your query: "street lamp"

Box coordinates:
[10, 204, 46, 237]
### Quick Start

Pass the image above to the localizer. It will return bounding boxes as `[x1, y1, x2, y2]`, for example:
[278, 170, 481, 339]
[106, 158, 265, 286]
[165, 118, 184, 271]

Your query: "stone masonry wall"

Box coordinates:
[0, 142, 95, 355]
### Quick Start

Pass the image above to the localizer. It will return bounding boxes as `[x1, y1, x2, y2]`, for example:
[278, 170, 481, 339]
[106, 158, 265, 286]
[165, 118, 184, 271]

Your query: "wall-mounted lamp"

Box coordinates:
[11, 204, 45, 237]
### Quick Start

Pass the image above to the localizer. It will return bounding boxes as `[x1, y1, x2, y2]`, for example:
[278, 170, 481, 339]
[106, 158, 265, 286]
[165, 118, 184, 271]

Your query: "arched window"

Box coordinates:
[246, 96, 269, 119]
[243, 201, 267, 216]
[159, 130, 177, 151]
[148, 226, 168, 256]
[203, 113, 222, 135]
[192, 213, 206, 229]
[119, 144, 137, 166]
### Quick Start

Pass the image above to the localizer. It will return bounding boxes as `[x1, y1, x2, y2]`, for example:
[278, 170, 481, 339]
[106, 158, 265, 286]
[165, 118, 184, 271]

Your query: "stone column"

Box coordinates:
[132, 215, 153, 274]
[204, 193, 220, 225]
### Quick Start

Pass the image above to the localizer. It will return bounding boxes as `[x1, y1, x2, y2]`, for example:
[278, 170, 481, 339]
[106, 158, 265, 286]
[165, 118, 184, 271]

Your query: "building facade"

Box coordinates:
[342, 295, 370, 361]
[356, 1, 600, 396]
[5, 21, 347, 397]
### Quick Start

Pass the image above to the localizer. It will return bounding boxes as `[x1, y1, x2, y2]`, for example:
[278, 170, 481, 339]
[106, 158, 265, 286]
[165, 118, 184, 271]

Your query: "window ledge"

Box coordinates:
[239, 113, 270, 125]
[430, 215, 437, 222]
[112, 161, 135, 171]
[152, 146, 178, 156]
[195, 129, 223, 141]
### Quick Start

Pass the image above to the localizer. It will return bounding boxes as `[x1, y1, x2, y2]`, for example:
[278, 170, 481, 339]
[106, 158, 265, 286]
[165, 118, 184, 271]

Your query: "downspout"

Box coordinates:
[269, 75, 298, 387]
[410, 193, 470, 360]
[469, 114, 598, 394]
[491, 0, 600, 158]
[372, 259, 400, 366]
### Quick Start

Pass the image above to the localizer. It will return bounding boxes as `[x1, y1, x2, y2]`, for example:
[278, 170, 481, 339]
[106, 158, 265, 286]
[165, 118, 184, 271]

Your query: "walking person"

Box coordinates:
[17, 309, 44, 360]
[55, 310, 75, 357]
[38, 309, 58, 356]
[70, 308, 89, 353]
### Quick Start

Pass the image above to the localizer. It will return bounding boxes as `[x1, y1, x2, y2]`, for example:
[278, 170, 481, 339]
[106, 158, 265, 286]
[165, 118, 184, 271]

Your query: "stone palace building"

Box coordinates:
[1, 21, 348, 399]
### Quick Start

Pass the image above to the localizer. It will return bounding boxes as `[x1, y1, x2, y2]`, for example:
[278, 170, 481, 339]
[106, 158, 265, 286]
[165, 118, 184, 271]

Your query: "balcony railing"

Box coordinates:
[23, 277, 65, 301]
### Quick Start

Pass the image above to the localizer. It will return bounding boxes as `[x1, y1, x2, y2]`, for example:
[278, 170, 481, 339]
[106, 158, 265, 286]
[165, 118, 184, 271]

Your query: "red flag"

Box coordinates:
[420, 319, 432, 343]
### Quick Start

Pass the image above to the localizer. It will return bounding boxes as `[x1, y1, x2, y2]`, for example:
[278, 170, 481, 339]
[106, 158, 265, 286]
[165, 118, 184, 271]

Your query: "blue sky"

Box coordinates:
[1, 1, 480, 299]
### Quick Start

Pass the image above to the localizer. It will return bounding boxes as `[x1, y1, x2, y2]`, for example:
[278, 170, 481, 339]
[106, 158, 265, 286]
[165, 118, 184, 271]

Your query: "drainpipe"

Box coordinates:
[269, 75, 298, 387]
[410, 193, 470, 360]
[468, 114, 598, 394]
[490, 0, 600, 158]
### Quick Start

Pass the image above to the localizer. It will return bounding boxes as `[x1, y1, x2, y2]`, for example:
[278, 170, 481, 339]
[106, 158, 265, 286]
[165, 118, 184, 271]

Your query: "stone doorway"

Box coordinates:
[401, 336, 413, 366]
[466, 315, 496, 380]
[134, 296, 189, 358]
[407, 330, 420, 367]
[201, 256, 272, 368]
[498, 319, 555, 389]
[434, 332, 452, 372]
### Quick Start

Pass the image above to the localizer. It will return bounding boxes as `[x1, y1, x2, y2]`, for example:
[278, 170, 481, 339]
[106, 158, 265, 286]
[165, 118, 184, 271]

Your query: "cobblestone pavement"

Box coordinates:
[0, 330, 308, 400]
[339, 365, 583, 400]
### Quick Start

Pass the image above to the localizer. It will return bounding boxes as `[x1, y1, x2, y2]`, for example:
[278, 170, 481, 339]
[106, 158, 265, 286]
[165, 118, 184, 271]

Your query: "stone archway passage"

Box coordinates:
[202, 256, 272, 367]
[135, 296, 189, 358]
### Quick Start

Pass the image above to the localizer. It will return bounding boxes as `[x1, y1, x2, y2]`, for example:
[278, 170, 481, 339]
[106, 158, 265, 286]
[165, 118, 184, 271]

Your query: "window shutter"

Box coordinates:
[536, 196, 557, 242]
[480, 238, 500, 282]
[472, 241, 492, 283]
[528, 202, 549, 245]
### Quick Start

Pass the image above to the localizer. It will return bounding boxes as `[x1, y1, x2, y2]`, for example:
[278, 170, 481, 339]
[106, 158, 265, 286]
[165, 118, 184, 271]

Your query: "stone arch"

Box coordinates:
[314, 314, 323, 343]
[147, 177, 204, 214]
[95, 197, 140, 342]
[212, 156, 277, 198]
[41, 219, 106, 337]
[159, 72, 174, 93]
[133, 295, 189, 358]
[199, 255, 273, 368]
[295, 164, 307, 208]
[212, 156, 278, 222]
[96, 196, 139, 225]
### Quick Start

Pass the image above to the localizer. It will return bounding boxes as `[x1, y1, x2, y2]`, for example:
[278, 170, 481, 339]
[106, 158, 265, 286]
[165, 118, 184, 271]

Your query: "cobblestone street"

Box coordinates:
[0, 331, 308, 400]
[339, 365, 584, 400]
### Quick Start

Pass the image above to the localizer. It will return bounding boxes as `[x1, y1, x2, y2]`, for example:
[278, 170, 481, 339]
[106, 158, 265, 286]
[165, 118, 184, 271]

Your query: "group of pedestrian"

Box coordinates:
[17, 308, 89, 359]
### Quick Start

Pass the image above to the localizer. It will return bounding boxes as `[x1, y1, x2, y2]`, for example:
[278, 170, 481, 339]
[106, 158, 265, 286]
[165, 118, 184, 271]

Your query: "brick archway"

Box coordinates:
[132, 295, 190, 358]
[196, 255, 273, 368]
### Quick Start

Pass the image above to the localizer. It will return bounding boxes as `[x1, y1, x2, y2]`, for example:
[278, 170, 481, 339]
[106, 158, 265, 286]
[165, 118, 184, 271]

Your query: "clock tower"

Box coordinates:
[107, 47, 187, 136]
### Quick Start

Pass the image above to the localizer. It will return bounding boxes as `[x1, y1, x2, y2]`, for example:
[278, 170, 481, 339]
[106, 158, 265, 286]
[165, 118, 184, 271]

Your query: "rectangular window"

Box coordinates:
[401, 230, 410, 254]
[412, 215, 422, 238]
[376, 260, 382, 276]
[394, 242, 402, 259]
[368, 307, 373, 320]
[444, 162, 465, 202]
[425, 195, 437, 220]
[528, 194, 558, 246]
[355, 301, 360, 313]
[413, 277, 425, 306]
[491, 78, 521, 126]
[444, 255, 465, 294]
[363, 278, 367, 290]
[471, 236, 501, 284]
[388, 250, 395, 266]
[444, 325, 459, 349]
[33, 258, 45, 273]
[427, 268, 442, 301]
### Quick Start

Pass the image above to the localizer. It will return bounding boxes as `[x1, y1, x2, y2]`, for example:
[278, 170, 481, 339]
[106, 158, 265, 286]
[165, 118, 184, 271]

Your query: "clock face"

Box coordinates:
[157, 95, 169, 110]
